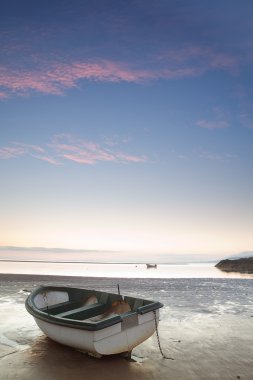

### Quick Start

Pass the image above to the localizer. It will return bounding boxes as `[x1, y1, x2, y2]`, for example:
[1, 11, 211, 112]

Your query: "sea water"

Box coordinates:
[0, 260, 253, 279]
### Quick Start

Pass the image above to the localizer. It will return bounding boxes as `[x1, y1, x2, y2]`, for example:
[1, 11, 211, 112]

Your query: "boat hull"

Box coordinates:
[26, 286, 163, 356]
[34, 310, 159, 355]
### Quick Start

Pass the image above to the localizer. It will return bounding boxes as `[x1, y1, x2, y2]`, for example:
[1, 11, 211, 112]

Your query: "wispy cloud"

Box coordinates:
[0, 146, 26, 159]
[196, 107, 230, 130]
[50, 134, 147, 164]
[0, 135, 147, 165]
[0, 60, 154, 97]
[156, 46, 238, 74]
[0, 142, 60, 164]
[198, 150, 237, 162]
[196, 120, 229, 130]
[0, 45, 239, 98]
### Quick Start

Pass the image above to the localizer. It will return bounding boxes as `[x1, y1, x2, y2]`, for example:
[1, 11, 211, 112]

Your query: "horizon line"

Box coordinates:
[0, 259, 217, 265]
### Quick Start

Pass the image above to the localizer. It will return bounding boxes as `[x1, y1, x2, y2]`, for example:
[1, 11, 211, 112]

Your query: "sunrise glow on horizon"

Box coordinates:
[1, 1, 253, 259]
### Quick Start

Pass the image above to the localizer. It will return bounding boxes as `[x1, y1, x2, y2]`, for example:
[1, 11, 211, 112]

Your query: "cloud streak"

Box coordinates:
[0, 45, 238, 98]
[0, 61, 154, 97]
[198, 150, 237, 162]
[0, 135, 147, 165]
[196, 120, 229, 130]
[158, 46, 237, 72]
[196, 107, 230, 130]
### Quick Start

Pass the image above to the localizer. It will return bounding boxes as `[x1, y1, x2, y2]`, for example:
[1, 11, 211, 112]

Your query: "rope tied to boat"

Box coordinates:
[153, 310, 175, 360]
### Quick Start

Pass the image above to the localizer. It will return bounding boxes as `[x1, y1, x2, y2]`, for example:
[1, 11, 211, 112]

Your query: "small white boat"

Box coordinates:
[26, 285, 163, 357]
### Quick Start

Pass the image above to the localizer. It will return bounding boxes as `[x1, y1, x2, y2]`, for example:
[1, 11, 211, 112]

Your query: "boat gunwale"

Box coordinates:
[25, 285, 163, 331]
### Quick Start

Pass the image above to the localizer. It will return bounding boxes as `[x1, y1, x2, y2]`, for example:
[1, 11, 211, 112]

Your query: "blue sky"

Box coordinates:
[0, 0, 253, 258]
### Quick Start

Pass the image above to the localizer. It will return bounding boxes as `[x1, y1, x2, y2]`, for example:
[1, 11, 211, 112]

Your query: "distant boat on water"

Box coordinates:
[146, 263, 157, 269]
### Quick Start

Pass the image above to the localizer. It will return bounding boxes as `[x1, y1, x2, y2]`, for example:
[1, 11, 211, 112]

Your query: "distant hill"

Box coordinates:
[228, 251, 253, 259]
[215, 257, 253, 274]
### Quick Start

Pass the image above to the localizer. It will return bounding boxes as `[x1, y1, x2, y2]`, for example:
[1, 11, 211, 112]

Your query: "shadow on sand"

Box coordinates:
[0, 336, 153, 380]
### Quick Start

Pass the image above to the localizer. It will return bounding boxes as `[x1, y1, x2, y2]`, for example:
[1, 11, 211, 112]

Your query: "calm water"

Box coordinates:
[1, 261, 253, 279]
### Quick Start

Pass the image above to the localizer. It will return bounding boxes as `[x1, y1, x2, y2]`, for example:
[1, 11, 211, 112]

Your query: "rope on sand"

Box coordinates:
[153, 310, 175, 360]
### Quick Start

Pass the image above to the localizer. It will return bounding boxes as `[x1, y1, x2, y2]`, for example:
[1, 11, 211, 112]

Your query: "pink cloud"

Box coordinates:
[30, 154, 62, 165]
[0, 146, 26, 159]
[0, 60, 155, 97]
[0, 135, 147, 165]
[0, 91, 8, 99]
[58, 147, 115, 165]
[0, 46, 239, 98]
[50, 134, 147, 165]
[115, 152, 147, 163]
[12, 142, 45, 153]
[0, 142, 59, 165]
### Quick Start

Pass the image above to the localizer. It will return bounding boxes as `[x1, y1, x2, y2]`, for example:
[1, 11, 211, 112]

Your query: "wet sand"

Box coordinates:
[0, 274, 253, 379]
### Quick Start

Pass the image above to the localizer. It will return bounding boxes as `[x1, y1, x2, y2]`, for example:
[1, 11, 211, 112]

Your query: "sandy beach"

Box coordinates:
[0, 274, 253, 380]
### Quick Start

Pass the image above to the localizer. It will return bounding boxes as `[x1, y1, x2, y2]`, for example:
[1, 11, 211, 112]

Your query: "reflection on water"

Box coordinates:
[0, 261, 253, 279]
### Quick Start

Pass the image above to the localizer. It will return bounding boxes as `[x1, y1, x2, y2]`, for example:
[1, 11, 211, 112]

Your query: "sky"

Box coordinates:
[0, 0, 253, 259]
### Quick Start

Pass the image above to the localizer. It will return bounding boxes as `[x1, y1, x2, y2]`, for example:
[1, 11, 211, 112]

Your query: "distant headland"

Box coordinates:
[215, 257, 253, 274]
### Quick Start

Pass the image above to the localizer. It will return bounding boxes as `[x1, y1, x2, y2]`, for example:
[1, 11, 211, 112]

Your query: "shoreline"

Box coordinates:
[0, 274, 253, 379]
[1, 272, 253, 282]
[0, 272, 108, 282]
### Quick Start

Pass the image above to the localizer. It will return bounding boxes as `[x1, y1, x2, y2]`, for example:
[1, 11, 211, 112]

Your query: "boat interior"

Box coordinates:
[26, 286, 162, 330]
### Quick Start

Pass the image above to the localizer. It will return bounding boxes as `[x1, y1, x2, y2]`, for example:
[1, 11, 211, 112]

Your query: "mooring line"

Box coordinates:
[153, 310, 175, 360]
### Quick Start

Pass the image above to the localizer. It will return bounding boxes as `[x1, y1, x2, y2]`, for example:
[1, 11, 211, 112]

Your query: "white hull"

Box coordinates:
[26, 286, 163, 356]
[34, 310, 159, 355]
